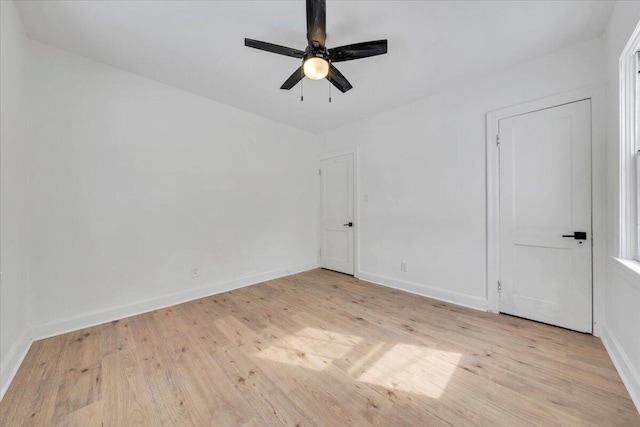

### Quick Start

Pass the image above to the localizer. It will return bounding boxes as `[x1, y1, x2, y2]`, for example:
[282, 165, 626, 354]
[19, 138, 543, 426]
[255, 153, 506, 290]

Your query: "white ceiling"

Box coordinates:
[15, 1, 614, 134]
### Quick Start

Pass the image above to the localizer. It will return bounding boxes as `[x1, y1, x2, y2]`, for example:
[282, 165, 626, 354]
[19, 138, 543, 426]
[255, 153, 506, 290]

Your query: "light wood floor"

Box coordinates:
[1, 269, 638, 426]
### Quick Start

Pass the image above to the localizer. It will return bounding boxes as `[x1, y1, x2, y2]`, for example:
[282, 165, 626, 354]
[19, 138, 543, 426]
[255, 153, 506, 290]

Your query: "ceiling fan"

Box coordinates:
[244, 0, 387, 94]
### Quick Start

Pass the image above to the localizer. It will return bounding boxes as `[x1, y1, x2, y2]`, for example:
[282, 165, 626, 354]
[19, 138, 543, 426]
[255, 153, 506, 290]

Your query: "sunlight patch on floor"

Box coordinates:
[346, 341, 387, 377]
[357, 343, 462, 398]
[256, 327, 362, 371]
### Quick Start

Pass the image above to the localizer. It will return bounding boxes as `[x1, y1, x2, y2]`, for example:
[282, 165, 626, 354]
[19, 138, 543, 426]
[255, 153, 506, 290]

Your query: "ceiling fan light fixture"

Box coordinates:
[303, 57, 329, 80]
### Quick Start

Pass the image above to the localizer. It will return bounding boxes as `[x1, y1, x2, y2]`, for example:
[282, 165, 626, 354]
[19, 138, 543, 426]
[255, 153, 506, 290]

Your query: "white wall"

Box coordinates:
[320, 37, 604, 311]
[603, 0, 640, 411]
[24, 41, 320, 337]
[0, 0, 31, 397]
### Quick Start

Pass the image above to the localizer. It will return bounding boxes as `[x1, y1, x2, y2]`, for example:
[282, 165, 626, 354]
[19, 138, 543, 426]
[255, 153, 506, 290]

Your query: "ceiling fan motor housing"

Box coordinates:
[304, 45, 330, 63]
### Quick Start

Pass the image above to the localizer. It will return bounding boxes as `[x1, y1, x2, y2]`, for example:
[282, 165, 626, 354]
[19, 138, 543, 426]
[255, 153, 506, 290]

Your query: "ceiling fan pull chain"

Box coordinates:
[301, 70, 304, 102]
[329, 79, 332, 103]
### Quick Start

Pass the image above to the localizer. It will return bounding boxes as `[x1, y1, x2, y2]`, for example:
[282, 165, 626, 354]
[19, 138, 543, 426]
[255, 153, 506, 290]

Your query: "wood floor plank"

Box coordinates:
[0, 334, 65, 425]
[260, 324, 456, 427]
[211, 346, 316, 426]
[174, 299, 233, 353]
[1, 269, 638, 426]
[100, 318, 135, 358]
[52, 328, 102, 421]
[101, 348, 150, 426]
[54, 400, 103, 427]
[169, 333, 251, 425]
[0, 377, 59, 426]
[128, 314, 198, 427]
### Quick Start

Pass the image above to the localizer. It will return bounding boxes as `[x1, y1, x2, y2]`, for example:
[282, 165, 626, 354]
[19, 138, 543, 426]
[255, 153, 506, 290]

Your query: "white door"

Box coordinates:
[321, 154, 354, 275]
[499, 100, 592, 333]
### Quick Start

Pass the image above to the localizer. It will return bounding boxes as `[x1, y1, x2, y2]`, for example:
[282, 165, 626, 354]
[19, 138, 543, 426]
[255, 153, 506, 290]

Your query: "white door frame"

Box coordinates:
[486, 87, 606, 336]
[320, 148, 359, 277]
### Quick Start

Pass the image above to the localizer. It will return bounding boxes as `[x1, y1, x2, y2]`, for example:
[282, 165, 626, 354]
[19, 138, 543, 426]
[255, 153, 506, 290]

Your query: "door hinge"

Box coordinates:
[319, 248, 322, 256]
[497, 281, 502, 293]
[496, 134, 500, 146]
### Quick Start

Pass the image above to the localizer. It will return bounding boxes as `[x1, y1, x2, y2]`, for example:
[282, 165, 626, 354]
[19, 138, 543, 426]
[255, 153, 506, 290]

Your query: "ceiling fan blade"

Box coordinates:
[329, 40, 388, 63]
[244, 38, 304, 58]
[326, 64, 353, 93]
[280, 66, 304, 90]
[306, 0, 326, 46]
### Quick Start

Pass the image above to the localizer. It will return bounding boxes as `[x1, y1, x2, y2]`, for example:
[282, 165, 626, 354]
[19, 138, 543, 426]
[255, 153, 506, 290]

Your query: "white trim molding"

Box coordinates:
[1, 262, 318, 400]
[606, 17, 640, 416]
[29, 262, 318, 341]
[359, 271, 488, 312]
[602, 327, 640, 413]
[0, 329, 32, 400]
[485, 87, 606, 336]
[619, 19, 640, 260]
[606, 257, 640, 414]
[320, 148, 360, 277]
[612, 257, 640, 292]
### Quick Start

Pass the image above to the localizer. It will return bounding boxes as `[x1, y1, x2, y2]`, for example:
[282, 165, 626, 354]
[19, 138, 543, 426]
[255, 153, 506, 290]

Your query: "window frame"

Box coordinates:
[619, 23, 640, 261]
[636, 52, 640, 261]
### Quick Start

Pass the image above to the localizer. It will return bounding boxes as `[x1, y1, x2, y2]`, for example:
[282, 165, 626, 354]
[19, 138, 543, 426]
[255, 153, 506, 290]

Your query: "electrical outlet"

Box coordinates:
[191, 267, 199, 278]
[400, 261, 408, 272]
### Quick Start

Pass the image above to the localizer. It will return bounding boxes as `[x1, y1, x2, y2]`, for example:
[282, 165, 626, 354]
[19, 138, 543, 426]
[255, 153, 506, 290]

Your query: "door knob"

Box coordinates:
[562, 231, 587, 240]
[343, 222, 353, 227]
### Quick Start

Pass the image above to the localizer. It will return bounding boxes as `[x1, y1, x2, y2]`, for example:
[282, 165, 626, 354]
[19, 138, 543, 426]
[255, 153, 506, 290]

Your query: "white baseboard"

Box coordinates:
[0, 329, 32, 401]
[30, 262, 319, 341]
[602, 327, 640, 414]
[358, 271, 488, 312]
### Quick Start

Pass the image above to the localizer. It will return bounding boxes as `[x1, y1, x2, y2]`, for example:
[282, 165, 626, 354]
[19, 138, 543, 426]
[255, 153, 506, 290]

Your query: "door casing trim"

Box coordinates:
[486, 87, 605, 336]
[320, 149, 359, 277]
